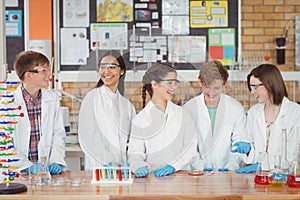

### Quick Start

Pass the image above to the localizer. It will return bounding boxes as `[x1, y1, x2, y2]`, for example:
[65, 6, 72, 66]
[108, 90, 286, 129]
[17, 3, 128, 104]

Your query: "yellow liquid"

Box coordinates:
[268, 180, 286, 187]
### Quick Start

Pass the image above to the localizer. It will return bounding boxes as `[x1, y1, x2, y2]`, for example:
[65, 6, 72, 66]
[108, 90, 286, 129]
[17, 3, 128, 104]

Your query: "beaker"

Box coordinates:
[37, 156, 51, 184]
[254, 152, 270, 185]
[287, 127, 300, 188]
[287, 151, 300, 187]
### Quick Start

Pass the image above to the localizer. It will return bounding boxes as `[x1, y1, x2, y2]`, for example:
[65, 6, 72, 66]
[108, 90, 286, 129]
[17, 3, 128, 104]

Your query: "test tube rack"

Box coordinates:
[91, 164, 133, 184]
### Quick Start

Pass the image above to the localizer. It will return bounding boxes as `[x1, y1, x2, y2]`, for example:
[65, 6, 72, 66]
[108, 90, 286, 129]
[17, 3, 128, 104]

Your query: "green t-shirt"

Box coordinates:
[207, 106, 217, 135]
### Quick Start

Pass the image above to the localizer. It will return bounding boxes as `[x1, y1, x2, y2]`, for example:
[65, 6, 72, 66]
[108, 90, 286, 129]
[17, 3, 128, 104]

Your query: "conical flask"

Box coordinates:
[37, 156, 51, 184]
[268, 155, 287, 187]
[254, 152, 270, 185]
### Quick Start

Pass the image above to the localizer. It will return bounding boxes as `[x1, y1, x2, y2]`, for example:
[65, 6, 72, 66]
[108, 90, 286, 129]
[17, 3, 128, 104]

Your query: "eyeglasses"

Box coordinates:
[20, 67, 50, 79]
[249, 83, 263, 92]
[160, 79, 180, 88]
[99, 63, 121, 71]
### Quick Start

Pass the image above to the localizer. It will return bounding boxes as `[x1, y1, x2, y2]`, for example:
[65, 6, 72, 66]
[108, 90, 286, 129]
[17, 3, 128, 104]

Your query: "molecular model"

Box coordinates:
[0, 81, 27, 194]
[91, 162, 133, 184]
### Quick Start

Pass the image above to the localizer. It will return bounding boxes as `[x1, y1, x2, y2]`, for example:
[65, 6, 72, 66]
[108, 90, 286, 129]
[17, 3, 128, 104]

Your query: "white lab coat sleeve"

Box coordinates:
[127, 126, 150, 172]
[48, 93, 67, 167]
[169, 109, 198, 171]
[244, 107, 257, 165]
[227, 103, 248, 169]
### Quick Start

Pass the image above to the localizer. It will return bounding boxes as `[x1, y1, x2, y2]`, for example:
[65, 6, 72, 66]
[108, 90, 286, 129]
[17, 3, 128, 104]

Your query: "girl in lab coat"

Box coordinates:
[11, 51, 66, 174]
[78, 50, 136, 170]
[128, 63, 197, 177]
[184, 60, 248, 171]
[236, 64, 300, 173]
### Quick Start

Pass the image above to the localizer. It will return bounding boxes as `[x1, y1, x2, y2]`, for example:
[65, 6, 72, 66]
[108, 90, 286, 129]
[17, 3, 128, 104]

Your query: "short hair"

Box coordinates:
[14, 51, 49, 81]
[95, 50, 126, 88]
[247, 64, 288, 105]
[198, 60, 228, 85]
[142, 63, 177, 108]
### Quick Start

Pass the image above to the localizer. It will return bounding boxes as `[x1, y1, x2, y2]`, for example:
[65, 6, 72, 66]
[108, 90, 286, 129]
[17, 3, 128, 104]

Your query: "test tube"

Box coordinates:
[118, 164, 122, 181]
[112, 162, 117, 180]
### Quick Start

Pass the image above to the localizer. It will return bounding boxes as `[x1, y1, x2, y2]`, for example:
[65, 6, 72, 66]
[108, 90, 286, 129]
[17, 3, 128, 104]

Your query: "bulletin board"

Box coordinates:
[58, 0, 239, 71]
[5, 0, 25, 70]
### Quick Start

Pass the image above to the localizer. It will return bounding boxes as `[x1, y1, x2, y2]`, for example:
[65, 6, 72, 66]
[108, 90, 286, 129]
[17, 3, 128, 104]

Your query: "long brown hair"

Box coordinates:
[247, 64, 288, 105]
[141, 63, 177, 108]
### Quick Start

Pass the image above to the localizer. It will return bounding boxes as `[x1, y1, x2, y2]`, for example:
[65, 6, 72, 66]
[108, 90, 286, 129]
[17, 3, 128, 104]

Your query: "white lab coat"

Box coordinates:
[78, 85, 136, 170]
[245, 97, 300, 169]
[183, 93, 247, 170]
[128, 100, 198, 172]
[10, 85, 66, 171]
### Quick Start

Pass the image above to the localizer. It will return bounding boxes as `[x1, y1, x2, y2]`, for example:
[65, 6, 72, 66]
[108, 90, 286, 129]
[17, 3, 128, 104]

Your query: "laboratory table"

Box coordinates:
[1, 170, 300, 200]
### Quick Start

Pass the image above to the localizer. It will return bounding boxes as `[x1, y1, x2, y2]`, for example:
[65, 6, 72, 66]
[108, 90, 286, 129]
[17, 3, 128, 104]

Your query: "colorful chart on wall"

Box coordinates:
[96, 0, 133, 22]
[190, 0, 228, 28]
[90, 23, 128, 50]
[208, 28, 235, 65]
[5, 10, 22, 37]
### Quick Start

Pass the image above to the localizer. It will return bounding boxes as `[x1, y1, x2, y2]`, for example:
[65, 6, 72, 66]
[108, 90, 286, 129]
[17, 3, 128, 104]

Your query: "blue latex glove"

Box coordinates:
[30, 163, 41, 174]
[231, 142, 251, 154]
[154, 164, 175, 177]
[22, 167, 29, 173]
[235, 162, 259, 173]
[49, 163, 62, 174]
[134, 166, 151, 178]
[218, 168, 229, 171]
[203, 167, 214, 171]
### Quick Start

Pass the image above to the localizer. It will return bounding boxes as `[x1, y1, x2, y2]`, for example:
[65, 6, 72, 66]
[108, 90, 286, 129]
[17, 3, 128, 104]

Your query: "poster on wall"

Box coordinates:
[208, 28, 235, 65]
[168, 36, 206, 63]
[60, 28, 89, 65]
[63, 0, 89, 27]
[5, 0, 18, 7]
[129, 35, 167, 63]
[5, 10, 22, 37]
[90, 23, 128, 50]
[162, 0, 189, 35]
[190, 0, 228, 28]
[97, 0, 133, 22]
[134, 0, 159, 28]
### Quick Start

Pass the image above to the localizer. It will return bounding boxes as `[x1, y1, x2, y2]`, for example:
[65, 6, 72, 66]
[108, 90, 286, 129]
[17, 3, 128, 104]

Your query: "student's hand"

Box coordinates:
[218, 168, 229, 171]
[154, 164, 175, 177]
[235, 163, 258, 173]
[203, 167, 214, 171]
[134, 166, 151, 178]
[49, 163, 62, 174]
[22, 167, 29, 174]
[231, 142, 251, 154]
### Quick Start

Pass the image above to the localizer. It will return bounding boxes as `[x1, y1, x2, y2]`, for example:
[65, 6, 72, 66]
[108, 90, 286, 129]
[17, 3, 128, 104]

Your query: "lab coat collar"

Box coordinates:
[148, 100, 179, 116]
[100, 85, 120, 100]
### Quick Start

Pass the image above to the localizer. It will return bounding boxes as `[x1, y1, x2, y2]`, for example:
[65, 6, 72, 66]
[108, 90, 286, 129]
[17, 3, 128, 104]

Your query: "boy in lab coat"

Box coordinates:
[184, 60, 249, 171]
[11, 50, 66, 174]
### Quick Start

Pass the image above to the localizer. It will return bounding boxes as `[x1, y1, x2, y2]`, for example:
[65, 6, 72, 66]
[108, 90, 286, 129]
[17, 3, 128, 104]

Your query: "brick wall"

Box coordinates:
[61, 0, 300, 113]
[242, 0, 299, 71]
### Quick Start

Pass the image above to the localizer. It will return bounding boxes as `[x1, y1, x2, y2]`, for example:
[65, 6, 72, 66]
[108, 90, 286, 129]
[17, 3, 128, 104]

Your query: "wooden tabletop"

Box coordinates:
[1, 170, 299, 200]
